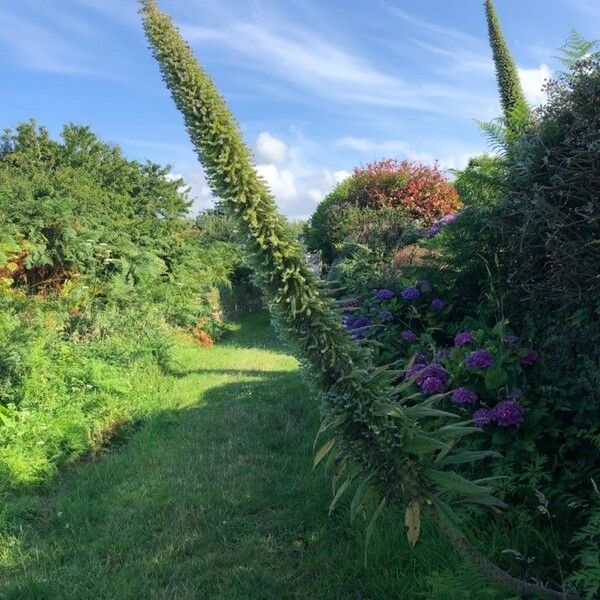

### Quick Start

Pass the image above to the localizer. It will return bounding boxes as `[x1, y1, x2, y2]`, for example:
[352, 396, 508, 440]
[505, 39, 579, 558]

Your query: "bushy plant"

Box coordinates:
[306, 159, 460, 264]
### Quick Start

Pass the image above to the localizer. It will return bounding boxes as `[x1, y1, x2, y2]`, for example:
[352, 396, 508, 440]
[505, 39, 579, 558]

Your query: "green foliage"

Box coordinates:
[0, 121, 245, 490]
[555, 30, 599, 68]
[484, 0, 530, 122]
[451, 155, 506, 206]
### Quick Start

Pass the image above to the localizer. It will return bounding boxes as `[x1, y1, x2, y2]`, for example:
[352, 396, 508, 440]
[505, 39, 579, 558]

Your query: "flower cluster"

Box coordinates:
[431, 298, 445, 311]
[473, 400, 525, 428]
[426, 212, 458, 238]
[454, 330, 474, 346]
[400, 287, 420, 301]
[465, 348, 495, 369]
[375, 288, 394, 302]
[342, 314, 372, 340]
[405, 361, 449, 396]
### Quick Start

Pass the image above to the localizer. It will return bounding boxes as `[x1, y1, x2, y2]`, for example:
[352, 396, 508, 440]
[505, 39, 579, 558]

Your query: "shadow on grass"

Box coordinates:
[0, 367, 368, 599]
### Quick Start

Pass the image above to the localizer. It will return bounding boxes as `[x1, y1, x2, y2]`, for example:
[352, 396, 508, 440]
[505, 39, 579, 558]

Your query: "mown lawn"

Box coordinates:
[0, 312, 505, 599]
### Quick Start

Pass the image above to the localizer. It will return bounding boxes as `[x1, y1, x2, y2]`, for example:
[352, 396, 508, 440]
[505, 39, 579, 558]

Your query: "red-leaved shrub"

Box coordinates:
[347, 159, 461, 225]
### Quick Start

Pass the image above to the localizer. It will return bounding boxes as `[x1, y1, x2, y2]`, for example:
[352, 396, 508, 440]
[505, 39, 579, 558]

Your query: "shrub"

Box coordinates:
[306, 159, 460, 264]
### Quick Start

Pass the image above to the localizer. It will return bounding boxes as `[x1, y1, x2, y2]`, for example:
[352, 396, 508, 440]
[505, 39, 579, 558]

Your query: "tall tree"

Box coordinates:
[138, 2, 577, 597]
[484, 0, 529, 122]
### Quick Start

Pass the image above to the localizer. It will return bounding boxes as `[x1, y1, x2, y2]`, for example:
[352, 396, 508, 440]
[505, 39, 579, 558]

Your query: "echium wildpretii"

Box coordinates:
[138, 4, 578, 598]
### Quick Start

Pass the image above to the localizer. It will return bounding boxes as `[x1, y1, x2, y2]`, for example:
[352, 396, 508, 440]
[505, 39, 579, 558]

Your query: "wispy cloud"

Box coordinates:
[383, 5, 484, 45]
[0, 8, 105, 76]
[181, 18, 493, 118]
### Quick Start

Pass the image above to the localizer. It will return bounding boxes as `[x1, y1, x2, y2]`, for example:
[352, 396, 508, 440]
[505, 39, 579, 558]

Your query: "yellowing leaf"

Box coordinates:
[405, 500, 421, 548]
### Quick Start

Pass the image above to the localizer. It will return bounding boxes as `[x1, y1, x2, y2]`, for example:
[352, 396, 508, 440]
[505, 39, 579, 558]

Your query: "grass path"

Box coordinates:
[0, 312, 499, 599]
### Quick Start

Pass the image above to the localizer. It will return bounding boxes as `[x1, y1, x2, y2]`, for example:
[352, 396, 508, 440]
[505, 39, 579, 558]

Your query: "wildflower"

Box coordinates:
[494, 400, 525, 427]
[520, 349, 539, 366]
[426, 222, 442, 238]
[374, 288, 394, 301]
[473, 408, 495, 428]
[431, 298, 445, 311]
[401, 329, 418, 342]
[440, 213, 457, 225]
[378, 309, 394, 322]
[421, 377, 444, 395]
[451, 387, 479, 405]
[421, 363, 449, 383]
[405, 363, 427, 381]
[400, 287, 420, 301]
[454, 331, 474, 346]
[502, 334, 519, 344]
[465, 349, 495, 370]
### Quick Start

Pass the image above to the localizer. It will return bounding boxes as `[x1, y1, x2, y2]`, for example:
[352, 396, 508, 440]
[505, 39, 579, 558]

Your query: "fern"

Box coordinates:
[555, 30, 599, 69]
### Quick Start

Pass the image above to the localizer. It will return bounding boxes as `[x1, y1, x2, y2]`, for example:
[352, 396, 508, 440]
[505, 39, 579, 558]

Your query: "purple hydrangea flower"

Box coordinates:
[434, 348, 451, 361]
[375, 288, 395, 301]
[502, 334, 519, 344]
[378, 309, 394, 322]
[405, 363, 427, 381]
[426, 222, 442, 238]
[494, 400, 525, 427]
[465, 349, 495, 370]
[421, 363, 449, 383]
[401, 329, 418, 342]
[440, 213, 458, 225]
[413, 352, 427, 363]
[400, 287, 421, 301]
[418, 279, 432, 291]
[520, 349, 539, 366]
[454, 331, 474, 346]
[506, 387, 523, 401]
[431, 298, 446, 311]
[421, 377, 444, 395]
[473, 408, 495, 428]
[343, 298, 360, 309]
[451, 387, 479, 405]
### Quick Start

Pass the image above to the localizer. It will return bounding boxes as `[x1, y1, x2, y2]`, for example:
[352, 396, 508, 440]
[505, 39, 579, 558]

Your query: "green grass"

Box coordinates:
[0, 312, 507, 599]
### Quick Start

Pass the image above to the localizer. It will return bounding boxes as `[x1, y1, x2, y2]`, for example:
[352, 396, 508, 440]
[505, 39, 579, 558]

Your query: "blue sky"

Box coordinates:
[1, 0, 599, 219]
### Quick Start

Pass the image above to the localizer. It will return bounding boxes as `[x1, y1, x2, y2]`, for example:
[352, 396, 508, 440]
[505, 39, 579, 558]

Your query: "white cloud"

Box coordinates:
[255, 163, 298, 200]
[255, 131, 290, 164]
[518, 64, 551, 106]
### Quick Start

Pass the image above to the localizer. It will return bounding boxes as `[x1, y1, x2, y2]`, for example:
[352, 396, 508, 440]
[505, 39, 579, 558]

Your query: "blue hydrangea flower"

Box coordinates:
[454, 331, 474, 346]
[400, 287, 420, 301]
[374, 288, 395, 301]
[426, 222, 442, 238]
[494, 400, 525, 427]
[473, 408, 495, 427]
[465, 349, 495, 370]
[520, 349, 539, 366]
[401, 329, 418, 342]
[451, 387, 479, 405]
[430, 298, 445, 311]
[421, 377, 444, 395]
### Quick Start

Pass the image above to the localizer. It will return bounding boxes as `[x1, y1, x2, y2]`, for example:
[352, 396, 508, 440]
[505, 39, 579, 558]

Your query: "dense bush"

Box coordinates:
[306, 159, 460, 264]
[324, 53, 600, 597]
[0, 121, 242, 490]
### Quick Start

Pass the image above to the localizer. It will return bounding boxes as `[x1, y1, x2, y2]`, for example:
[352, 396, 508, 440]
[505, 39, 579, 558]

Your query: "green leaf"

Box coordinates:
[485, 365, 508, 390]
[364, 496, 387, 567]
[437, 450, 500, 466]
[350, 474, 373, 522]
[314, 437, 336, 467]
[404, 435, 448, 454]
